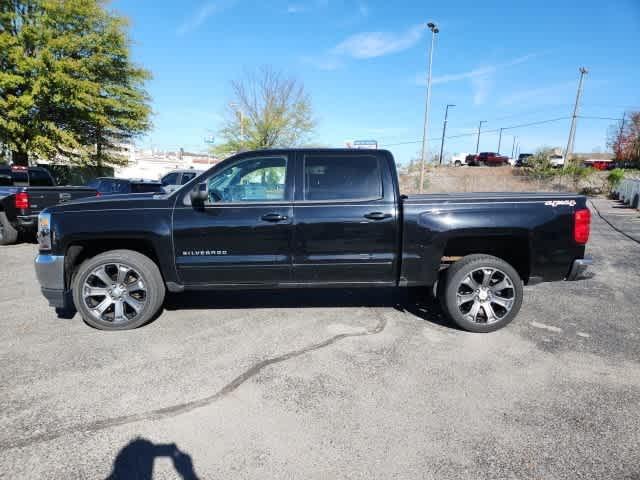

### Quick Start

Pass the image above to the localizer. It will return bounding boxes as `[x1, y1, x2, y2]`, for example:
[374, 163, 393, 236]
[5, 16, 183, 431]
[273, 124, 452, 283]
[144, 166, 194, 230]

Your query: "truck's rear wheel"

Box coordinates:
[441, 254, 523, 332]
[0, 212, 19, 245]
[72, 249, 165, 330]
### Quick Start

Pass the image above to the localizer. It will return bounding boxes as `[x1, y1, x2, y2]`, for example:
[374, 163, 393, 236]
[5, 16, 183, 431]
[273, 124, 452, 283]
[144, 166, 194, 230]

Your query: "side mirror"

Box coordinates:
[189, 182, 208, 206]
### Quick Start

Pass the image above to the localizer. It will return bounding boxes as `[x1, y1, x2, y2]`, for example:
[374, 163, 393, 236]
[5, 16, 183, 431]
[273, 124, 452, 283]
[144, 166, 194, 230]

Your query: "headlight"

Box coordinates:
[37, 212, 52, 250]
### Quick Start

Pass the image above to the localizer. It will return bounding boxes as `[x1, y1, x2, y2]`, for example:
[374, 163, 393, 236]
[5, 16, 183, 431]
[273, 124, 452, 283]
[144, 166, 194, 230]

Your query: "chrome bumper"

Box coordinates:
[567, 256, 593, 281]
[35, 254, 67, 308]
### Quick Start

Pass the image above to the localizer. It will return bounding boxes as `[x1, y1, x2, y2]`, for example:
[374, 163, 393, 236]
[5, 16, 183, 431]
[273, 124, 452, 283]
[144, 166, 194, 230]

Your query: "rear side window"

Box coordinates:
[181, 172, 196, 184]
[28, 169, 54, 186]
[131, 183, 163, 193]
[304, 155, 382, 201]
[0, 168, 12, 186]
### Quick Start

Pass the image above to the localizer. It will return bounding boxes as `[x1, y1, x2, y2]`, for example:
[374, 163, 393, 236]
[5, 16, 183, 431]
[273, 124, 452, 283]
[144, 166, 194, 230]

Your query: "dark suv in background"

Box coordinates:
[87, 177, 164, 195]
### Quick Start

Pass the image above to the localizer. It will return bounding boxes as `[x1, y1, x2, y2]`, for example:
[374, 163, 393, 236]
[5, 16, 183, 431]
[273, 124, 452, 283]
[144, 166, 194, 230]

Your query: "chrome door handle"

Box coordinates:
[364, 212, 391, 220]
[261, 213, 288, 222]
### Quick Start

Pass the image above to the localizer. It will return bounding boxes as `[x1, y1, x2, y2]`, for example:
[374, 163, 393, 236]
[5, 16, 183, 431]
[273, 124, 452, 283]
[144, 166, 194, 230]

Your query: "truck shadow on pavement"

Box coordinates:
[163, 287, 458, 330]
[106, 437, 200, 480]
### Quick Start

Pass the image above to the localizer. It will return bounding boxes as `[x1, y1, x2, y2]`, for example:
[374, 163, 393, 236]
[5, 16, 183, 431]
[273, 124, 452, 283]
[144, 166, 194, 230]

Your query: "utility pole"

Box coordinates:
[564, 67, 588, 168]
[438, 104, 455, 165]
[475, 120, 487, 153]
[616, 112, 626, 159]
[497, 127, 504, 154]
[419, 22, 439, 192]
[511, 136, 517, 159]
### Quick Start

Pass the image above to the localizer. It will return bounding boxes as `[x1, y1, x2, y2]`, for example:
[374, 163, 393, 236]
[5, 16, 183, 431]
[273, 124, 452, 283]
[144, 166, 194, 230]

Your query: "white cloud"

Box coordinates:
[333, 24, 425, 59]
[177, 1, 235, 35]
[414, 53, 539, 106]
[427, 54, 538, 86]
[498, 81, 575, 106]
[471, 74, 492, 106]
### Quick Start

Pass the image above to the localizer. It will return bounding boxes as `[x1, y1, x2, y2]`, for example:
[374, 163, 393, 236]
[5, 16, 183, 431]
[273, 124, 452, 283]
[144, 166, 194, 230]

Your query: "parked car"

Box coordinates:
[465, 152, 509, 166]
[161, 169, 203, 193]
[0, 165, 97, 245]
[34, 148, 592, 332]
[515, 153, 533, 167]
[87, 177, 165, 195]
[451, 153, 470, 167]
[550, 154, 565, 168]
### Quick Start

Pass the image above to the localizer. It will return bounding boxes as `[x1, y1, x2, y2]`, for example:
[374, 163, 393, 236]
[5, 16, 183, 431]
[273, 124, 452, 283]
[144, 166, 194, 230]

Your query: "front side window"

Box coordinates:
[304, 155, 381, 201]
[162, 172, 179, 186]
[205, 157, 287, 203]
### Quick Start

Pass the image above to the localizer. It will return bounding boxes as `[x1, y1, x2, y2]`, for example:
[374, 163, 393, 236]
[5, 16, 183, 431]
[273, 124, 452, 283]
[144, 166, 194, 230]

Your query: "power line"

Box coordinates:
[578, 115, 624, 121]
[380, 116, 570, 148]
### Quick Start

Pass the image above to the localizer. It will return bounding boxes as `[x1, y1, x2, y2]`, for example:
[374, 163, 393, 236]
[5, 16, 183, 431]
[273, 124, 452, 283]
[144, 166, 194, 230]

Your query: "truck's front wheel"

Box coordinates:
[72, 249, 165, 330]
[441, 254, 523, 332]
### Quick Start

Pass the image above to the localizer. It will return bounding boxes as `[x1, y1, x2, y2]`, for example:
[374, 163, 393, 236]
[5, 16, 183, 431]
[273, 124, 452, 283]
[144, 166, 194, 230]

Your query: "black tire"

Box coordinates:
[454, 160, 462, 167]
[72, 249, 165, 330]
[0, 212, 19, 246]
[440, 254, 523, 333]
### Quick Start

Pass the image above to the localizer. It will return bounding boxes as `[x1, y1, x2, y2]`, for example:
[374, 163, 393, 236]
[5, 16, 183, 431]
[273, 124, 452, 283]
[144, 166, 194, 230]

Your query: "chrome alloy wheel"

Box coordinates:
[82, 263, 148, 323]
[455, 267, 516, 324]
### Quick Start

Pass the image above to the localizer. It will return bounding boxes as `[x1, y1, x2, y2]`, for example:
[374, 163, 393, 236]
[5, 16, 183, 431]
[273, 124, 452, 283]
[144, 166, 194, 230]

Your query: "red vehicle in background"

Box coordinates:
[465, 152, 510, 166]
[583, 159, 614, 171]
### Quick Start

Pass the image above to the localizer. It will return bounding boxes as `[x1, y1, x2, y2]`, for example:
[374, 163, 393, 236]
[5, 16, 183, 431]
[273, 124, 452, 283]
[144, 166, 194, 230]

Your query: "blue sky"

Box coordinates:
[111, 0, 640, 164]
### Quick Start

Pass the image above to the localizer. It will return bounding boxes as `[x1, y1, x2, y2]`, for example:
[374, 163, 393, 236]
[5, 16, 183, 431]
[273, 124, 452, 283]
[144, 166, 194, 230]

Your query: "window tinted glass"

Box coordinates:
[11, 171, 28, 185]
[28, 169, 54, 186]
[205, 157, 286, 203]
[162, 172, 179, 186]
[0, 168, 13, 186]
[181, 172, 196, 184]
[304, 155, 381, 201]
[96, 180, 113, 193]
[131, 183, 163, 193]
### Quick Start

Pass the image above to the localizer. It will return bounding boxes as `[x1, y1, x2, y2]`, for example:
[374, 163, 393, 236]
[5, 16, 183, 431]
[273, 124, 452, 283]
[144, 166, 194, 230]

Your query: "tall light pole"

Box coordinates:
[419, 22, 439, 193]
[511, 136, 517, 160]
[438, 104, 455, 165]
[475, 120, 487, 153]
[564, 67, 588, 168]
[497, 127, 504, 154]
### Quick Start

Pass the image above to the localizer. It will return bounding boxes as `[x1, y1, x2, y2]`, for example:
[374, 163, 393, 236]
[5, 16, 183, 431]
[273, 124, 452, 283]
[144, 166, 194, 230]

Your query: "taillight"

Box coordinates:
[95, 191, 101, 197]
[573, 208, 591, 244]
[14, 192, 29, 209]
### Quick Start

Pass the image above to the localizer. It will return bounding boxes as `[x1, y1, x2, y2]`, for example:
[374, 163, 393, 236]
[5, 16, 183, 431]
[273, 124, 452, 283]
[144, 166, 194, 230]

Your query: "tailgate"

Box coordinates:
[26, 187, 97, 214]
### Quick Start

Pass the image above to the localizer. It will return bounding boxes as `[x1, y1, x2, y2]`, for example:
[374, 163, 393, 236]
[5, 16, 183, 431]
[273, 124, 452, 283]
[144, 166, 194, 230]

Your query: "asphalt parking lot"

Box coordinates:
[1, 198, 639, 479]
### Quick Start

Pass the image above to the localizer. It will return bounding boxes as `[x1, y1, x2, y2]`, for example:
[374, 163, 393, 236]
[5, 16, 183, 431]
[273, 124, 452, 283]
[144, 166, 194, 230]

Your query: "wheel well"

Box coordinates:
[64, 239, 161, 289]
[442, 236, 530, 283]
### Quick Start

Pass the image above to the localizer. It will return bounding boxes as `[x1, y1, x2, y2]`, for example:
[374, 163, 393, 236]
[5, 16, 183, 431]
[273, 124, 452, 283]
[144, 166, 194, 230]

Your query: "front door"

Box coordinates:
[172, 154, 293, 286]
[292, 152, 398, 285]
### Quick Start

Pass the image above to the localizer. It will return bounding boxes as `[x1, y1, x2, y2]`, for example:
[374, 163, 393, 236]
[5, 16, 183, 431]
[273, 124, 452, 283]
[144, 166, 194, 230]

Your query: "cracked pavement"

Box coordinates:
[1, 198, 639, 479]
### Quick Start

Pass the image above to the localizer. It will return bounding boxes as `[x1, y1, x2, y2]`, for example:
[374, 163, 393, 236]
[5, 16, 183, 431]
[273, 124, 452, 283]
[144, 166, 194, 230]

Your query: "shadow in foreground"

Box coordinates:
[165, 287, 459, 330]
[106, 437, 200, 480]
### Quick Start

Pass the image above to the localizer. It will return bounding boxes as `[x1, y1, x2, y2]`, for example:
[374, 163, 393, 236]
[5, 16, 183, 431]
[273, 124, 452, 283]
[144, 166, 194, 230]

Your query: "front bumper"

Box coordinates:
[567, 256, 593, 281]
[35, 254, 68, 309]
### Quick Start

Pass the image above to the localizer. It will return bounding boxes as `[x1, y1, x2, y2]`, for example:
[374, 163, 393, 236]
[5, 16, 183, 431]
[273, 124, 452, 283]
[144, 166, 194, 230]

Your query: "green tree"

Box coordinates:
[213, 67, 315, 157]
[0, 0, 151, 166]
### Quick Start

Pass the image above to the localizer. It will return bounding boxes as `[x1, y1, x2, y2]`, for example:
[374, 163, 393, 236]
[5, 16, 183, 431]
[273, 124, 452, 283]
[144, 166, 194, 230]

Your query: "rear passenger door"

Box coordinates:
[292, 152, 398, 285]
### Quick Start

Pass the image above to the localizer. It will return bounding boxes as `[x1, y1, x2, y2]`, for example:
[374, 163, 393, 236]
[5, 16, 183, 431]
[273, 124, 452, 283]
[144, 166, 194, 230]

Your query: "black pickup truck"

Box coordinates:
[34, 149, 592, 332]
[0, 165, 97, 245]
